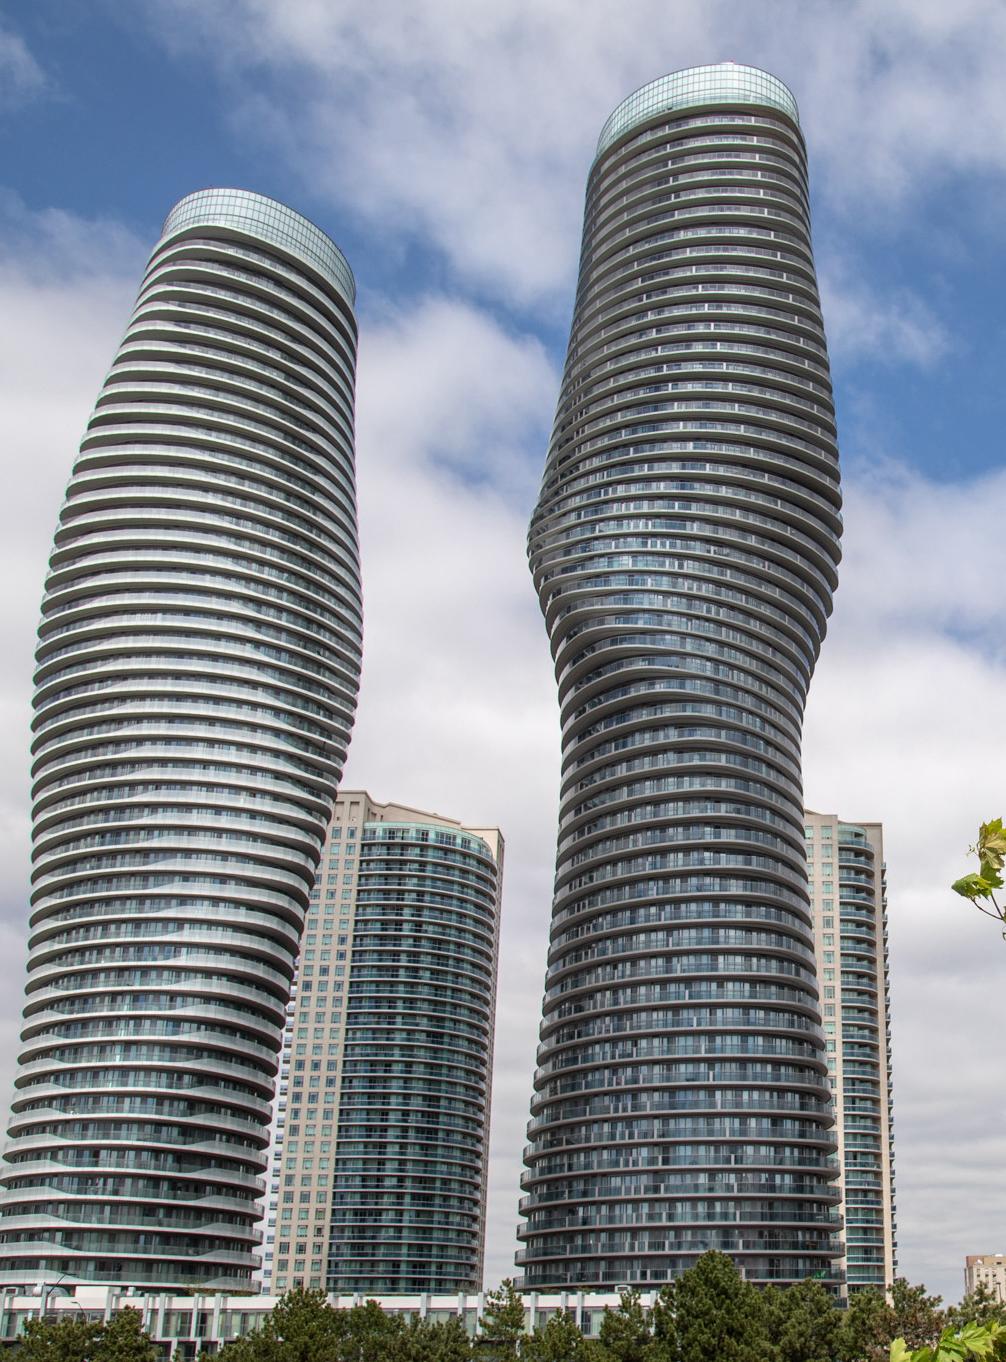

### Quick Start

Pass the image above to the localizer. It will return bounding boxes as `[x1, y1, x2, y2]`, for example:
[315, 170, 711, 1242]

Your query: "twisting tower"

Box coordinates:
[519, 65, 844, 1288]
[0, 190, 362, 1289]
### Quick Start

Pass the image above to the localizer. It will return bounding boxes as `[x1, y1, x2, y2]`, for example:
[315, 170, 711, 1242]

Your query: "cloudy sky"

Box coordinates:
[2, 0, 1006, 1304]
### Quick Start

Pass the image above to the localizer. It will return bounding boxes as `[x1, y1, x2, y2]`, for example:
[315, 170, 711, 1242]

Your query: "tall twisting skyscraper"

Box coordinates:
[0, 190, 362, 1290]
[520, 66, 844, 1288]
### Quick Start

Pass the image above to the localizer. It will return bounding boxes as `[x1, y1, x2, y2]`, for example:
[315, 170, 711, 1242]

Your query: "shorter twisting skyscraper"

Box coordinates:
[264, 793, 503, 1295]
[0, 190, 362, 1290]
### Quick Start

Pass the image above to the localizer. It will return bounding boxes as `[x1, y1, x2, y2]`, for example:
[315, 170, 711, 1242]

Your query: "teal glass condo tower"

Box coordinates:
[520, 65, 844, 1287]
[265, 793, 503, 1296]
[0, 191, 362, 1289]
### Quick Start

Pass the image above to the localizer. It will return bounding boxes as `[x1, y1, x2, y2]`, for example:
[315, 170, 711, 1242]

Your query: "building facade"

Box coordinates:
[0, 190, 362, 1290]
[264, 793, 503, 1295]
[0, 1286, 667, 1358]
[520, 65, 845, 1288]
[804, 815, 896, 1291]
[965, 1256, 1006, 1300]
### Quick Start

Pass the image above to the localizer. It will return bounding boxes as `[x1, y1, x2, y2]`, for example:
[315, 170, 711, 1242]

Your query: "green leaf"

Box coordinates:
[979, 862, 1004, 890]
[891, 1338, 914, 1362]
[952, 873, 998, 901]
[977, 819, 1006, 872]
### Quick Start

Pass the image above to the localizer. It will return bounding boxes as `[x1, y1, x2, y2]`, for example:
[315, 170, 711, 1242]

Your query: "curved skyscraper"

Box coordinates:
[519, 66, 844, 1288]
[0, 190, 362, 1289]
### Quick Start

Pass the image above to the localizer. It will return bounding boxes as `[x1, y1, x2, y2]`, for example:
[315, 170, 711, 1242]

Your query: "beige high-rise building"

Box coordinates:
[965, 1255, 1006, 1300]
[262, 791, 503, 1295]
[804, 813, 897, 1292]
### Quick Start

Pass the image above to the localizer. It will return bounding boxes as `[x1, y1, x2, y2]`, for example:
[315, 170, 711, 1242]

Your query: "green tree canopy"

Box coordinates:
[211, 1290, 413, 1362]
[404, 1315, 475, 1362]
[890, 1280, 947, 1353]
[18, 1315, 103, 1362]
[211, 1288, 344, 1362]
[762, 1279, 843, 1362]
[668, 1251, 768, 1362]
[839, 1287, 895, 1362]
[647, 1283, 678, 1362]
[18, 1308, 156, 1362]
[890, 1319, 1006, 1362]
[522, 1310, 596, 1362]
[478, 1280, 526, 1361]
[596, 1289, 651, 1362]
[952, 818, 1006, 936]
[94, 1310, 157, 1362]
[948, 1286, 1006, 1332]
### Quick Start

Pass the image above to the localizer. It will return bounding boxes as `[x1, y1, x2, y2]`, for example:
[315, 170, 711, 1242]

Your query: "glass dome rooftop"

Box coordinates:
[160, 187, 355, 304]
[596, 62, 799, 159]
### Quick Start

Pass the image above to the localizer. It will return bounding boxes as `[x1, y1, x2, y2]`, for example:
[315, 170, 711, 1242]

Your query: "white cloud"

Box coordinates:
[145, 0, 1006, 357]
[819, 259, 952, 369]
[352, 295, 555, 497]
[0, 190, 147, 281]
[0, 26, 46, 109]
[0, 197, 146, 1116]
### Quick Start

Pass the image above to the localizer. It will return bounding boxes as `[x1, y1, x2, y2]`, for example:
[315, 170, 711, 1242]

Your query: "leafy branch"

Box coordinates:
[891, 1319, 1006, 1362]
[952, 818, 1006, 935]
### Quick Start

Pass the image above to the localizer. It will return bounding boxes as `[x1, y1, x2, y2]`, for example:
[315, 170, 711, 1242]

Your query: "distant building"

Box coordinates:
[804, 814, 896, 1291]
[264, 792, 503, 1294]
[965, 1255, 1006, 1300]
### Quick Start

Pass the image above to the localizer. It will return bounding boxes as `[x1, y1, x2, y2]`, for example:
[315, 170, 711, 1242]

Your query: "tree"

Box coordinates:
[211, 1288, 347, 1362]
[952, 818, 1006, 937]
[404, 1315, 474, 1362]
[647, 1284, 678, 1362]
[211, 1291, 462, 1362]
[889, 1280, 947, 1352]
[18, 1316, 103, 1362]
[332, 1301, 409, 1362]
[948, 1286, 1006, 1332]
[523, 1311, 595, 1362]
[596, 1289, 651, 1362]
[669, 1252, 768, 1362]
[18, 1309, 157, 1362]
[94, 1310, 157, 1362]
[762, 1279, 843, 1362]
[478, 1280, 526, 1361]
[840, 1287, 896, 1362]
